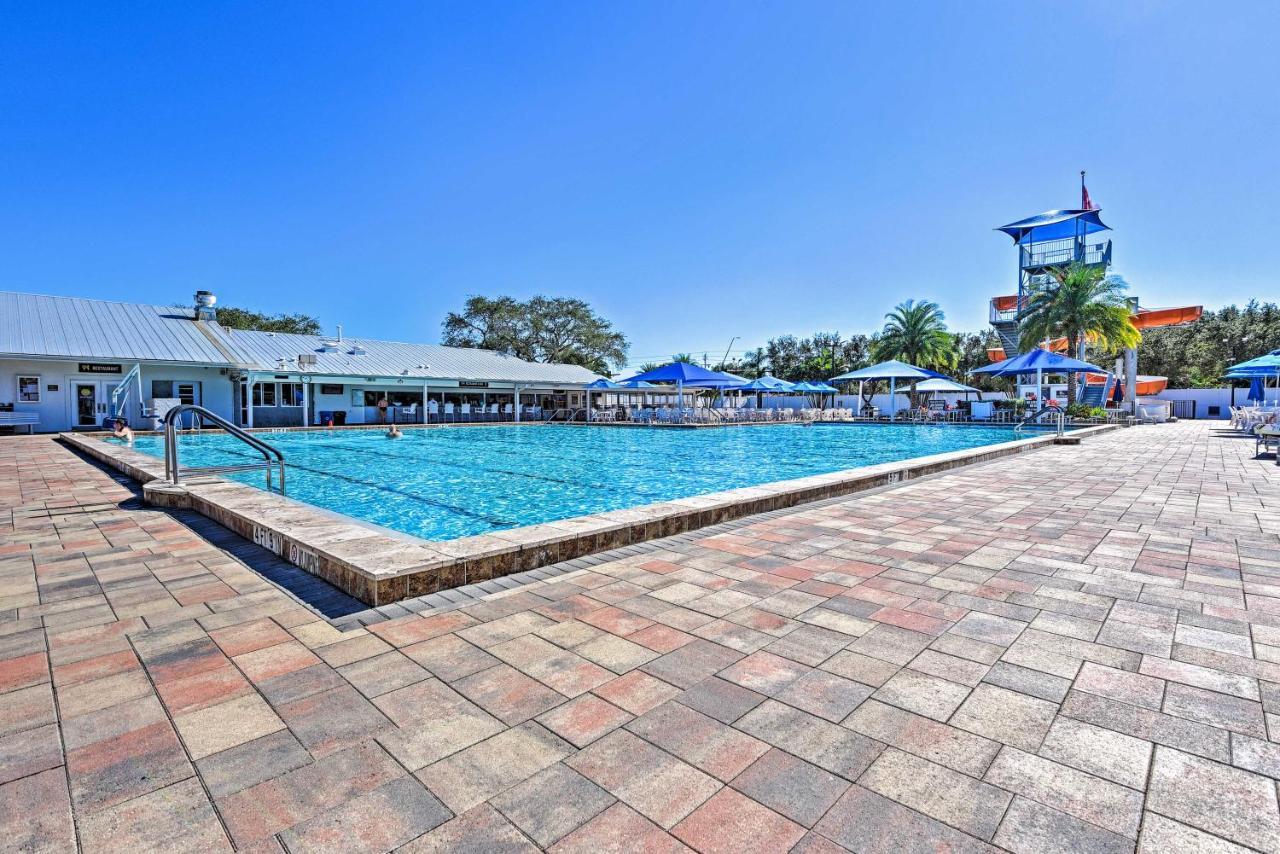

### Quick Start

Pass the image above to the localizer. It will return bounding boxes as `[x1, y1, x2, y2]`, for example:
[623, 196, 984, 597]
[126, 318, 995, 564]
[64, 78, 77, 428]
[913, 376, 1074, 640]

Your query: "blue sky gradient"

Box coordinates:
[2, 2, 1277, 369]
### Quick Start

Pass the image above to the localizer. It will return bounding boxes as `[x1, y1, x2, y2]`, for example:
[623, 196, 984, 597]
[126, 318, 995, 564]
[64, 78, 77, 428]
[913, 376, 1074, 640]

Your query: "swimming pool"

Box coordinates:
[121, 424, 1056, 542]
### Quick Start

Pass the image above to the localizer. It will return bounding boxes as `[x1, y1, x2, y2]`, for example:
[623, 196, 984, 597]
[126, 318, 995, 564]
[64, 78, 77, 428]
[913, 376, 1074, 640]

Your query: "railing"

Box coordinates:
[163, 404, 286, 492]
[1020, 239, 1111, 270]
[1014, 408, 1065, 437]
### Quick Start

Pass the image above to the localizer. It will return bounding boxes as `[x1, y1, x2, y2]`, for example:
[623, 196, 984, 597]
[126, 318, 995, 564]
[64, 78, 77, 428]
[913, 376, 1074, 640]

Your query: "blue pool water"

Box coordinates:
[120, 424, 1053, 542]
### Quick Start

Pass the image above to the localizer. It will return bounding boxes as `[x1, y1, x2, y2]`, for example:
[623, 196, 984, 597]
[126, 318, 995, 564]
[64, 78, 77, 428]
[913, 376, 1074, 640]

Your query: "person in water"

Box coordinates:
[386, 424, 402, 439]
[112, 418, 135, 442]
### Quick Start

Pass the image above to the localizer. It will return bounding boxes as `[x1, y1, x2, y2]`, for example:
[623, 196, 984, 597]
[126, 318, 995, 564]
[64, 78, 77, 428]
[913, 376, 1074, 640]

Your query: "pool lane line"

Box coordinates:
[214, 453, 518, 529]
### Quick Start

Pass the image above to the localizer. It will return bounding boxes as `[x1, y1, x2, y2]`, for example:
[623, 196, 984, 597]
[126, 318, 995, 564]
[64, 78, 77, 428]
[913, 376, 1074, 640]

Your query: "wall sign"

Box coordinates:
[320, 384, 343, 395]
[78, 363, 122, 374]
[459, 381, 490, 388]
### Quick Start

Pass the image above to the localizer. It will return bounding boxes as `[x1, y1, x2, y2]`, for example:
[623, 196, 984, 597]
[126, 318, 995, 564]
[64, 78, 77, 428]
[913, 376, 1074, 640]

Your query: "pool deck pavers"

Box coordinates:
[2, 421, 1279, 852]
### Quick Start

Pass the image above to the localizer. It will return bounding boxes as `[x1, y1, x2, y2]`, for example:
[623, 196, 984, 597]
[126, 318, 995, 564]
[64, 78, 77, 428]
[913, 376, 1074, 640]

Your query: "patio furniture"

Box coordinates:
[0, 412, 39, 434]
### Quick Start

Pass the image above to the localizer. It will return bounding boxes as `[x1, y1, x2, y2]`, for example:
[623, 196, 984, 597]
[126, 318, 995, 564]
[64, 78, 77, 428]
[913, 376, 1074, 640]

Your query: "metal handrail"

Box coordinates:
[1014, 407, 1065, 437]
[163, 404, 286, 491]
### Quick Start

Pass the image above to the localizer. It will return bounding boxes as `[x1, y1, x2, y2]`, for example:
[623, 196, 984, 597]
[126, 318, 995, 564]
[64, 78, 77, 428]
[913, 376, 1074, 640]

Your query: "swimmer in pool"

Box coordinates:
[112, 418, 135, 443]
[386, 424, 402, 439]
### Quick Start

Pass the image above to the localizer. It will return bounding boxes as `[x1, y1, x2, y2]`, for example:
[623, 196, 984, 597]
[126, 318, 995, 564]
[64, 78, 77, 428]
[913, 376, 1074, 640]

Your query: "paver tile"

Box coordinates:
[280, 776, 452, 853]
[549, 803, 689, 854]
[490, 763, 615, 847]
[843, 698, 1001, 776]
[173, 692, 285, 760]
[995, 796, 1134, 854]
[398, 803, 537, 853]
[78, 777, 231, 853]
[454, 664, 567, 725]
[537, 694, 632, 747]
[417, 722, 572, 815]
[1138, 812, 1256, 854]
[985, 747, 1144, 839]
[873, 668, 971, 721]
[814, 784, 998, 854]
[672, 787, 806, 854]
[566, 729, 722, 828]
[626, 699, 769, 781]
[860, 747, 1013, 840]
[1146, 745, 1280, 851]
[592, 670, 682, 715]
[735, 699, 883, 779]
[1038, 716, 1152, 790]
[775, 668, 873, 722]
[952, 683, 1058, 751]
[0, 767, 76, 853]
[729, 747, 848, 828]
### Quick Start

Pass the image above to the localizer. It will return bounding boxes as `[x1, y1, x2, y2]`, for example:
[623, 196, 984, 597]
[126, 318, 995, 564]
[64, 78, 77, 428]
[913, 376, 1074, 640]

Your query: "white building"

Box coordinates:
[0, 290, 601, 432]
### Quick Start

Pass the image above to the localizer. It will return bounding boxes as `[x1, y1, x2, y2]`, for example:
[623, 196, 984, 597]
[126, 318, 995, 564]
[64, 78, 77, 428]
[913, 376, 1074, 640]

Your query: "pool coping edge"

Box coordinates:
[59, 424, 1121, 606]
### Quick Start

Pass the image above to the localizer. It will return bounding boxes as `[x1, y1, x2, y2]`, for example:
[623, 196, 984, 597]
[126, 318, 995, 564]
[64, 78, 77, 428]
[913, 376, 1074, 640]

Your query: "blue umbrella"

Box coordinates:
[972, 348, 1109, 411]
[1248, 377, 1266, 402]
[738, 375, 796, 392]
[620, 361, 743, 410]
[584, 378, 624, 422]
[969, 348, 1109, 377]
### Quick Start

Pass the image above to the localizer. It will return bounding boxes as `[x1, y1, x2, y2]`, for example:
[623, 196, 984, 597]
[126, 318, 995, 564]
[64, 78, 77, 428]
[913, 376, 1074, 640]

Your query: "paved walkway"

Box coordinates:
[2, 422, 1279, 853]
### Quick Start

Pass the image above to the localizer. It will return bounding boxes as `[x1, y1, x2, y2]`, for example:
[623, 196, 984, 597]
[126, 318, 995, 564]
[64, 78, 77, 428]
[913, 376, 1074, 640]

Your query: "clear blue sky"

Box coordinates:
[2, 2, 1277, 370]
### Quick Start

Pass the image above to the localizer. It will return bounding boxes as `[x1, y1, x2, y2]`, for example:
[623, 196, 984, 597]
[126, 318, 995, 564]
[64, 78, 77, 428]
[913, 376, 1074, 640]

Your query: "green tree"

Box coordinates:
[1018, 263, 1141, 401]
[208, 306, 322, 335]
[442, 295, 629, 373]
[872, 300, 958, 371]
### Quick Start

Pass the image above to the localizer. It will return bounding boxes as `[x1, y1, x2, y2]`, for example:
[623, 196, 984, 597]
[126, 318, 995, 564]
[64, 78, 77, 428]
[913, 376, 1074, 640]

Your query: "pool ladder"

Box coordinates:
[163, 404, 286, 492]
[1014, 408, 1066, 437]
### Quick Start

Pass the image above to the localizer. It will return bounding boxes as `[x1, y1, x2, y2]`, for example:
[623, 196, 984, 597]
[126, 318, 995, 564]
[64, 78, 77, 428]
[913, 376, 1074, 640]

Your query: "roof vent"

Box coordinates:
[194, 290, 217, 321]
[349, 344, 367, 356]
[319, 340, 341, 353]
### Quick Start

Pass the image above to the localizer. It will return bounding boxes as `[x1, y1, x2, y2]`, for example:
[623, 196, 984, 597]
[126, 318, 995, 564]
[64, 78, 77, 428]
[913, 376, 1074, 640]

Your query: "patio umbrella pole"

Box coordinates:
[889, 377, 896, 421]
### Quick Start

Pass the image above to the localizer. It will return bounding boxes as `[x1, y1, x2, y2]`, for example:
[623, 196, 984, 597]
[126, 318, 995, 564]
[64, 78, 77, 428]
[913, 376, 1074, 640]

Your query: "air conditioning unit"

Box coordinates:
[298, 354, 318, 367]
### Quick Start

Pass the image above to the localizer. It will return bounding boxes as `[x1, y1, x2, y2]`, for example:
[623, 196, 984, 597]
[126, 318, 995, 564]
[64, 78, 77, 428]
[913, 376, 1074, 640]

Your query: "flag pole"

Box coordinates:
[1080, 170, 1086, 209]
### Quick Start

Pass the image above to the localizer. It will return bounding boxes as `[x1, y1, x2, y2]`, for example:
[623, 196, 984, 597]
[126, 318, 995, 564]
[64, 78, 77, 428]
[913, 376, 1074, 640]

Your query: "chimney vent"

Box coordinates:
[194, 290, 217, 321]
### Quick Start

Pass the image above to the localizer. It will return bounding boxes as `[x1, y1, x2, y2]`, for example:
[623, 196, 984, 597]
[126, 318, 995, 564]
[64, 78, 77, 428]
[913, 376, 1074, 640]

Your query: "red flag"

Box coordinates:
[1082, 183, 1096, 210]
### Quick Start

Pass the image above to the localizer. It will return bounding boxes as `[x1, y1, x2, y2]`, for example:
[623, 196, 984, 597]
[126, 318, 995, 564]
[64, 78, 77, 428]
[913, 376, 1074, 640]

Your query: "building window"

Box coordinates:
[17, 376, 41, 403]
[253, 383, 277, 407]
[278, 383, 304, 407]
[151, 380, 174, 399]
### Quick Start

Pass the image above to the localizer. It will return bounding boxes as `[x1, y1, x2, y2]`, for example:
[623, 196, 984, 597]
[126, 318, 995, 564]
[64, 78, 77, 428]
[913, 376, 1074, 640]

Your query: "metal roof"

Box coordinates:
[0, 291, 249, 365]
[0, 291, 605, 384]
[212, 329, 602, 384]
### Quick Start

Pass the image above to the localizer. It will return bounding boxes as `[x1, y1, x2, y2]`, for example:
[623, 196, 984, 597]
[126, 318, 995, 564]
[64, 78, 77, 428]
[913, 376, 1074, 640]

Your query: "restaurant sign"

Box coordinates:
[458, 381, 490, 389]
[78, 363, 123, 374]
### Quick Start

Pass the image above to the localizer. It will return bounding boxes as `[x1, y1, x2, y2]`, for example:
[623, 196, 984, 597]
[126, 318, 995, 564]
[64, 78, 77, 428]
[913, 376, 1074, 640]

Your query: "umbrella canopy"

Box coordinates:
[808, 382, 840, 393]
[1227, 353, 1280, 375]
[830, 360, 935, 382]
[1248, 377, 1266, 401]
[617, 379, 657, 389]
[738, 375, 795, 392]
[790, 381, 822, 392]
[585, 378, 624, 389]
[621, 361, 744, 388]
[970, 348, 1109, 377]
[914, 378, 979, 393]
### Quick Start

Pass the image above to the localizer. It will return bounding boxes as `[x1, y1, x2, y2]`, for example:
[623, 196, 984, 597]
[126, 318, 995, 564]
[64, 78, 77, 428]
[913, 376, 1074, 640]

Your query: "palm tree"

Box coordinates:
[872, 300, 958, 371]
[1018, 262, 1141, 401]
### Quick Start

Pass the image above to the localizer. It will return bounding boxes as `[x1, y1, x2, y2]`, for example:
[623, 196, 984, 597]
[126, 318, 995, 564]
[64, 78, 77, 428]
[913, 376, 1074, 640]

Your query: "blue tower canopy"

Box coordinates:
[997, 209, 1110, 244]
